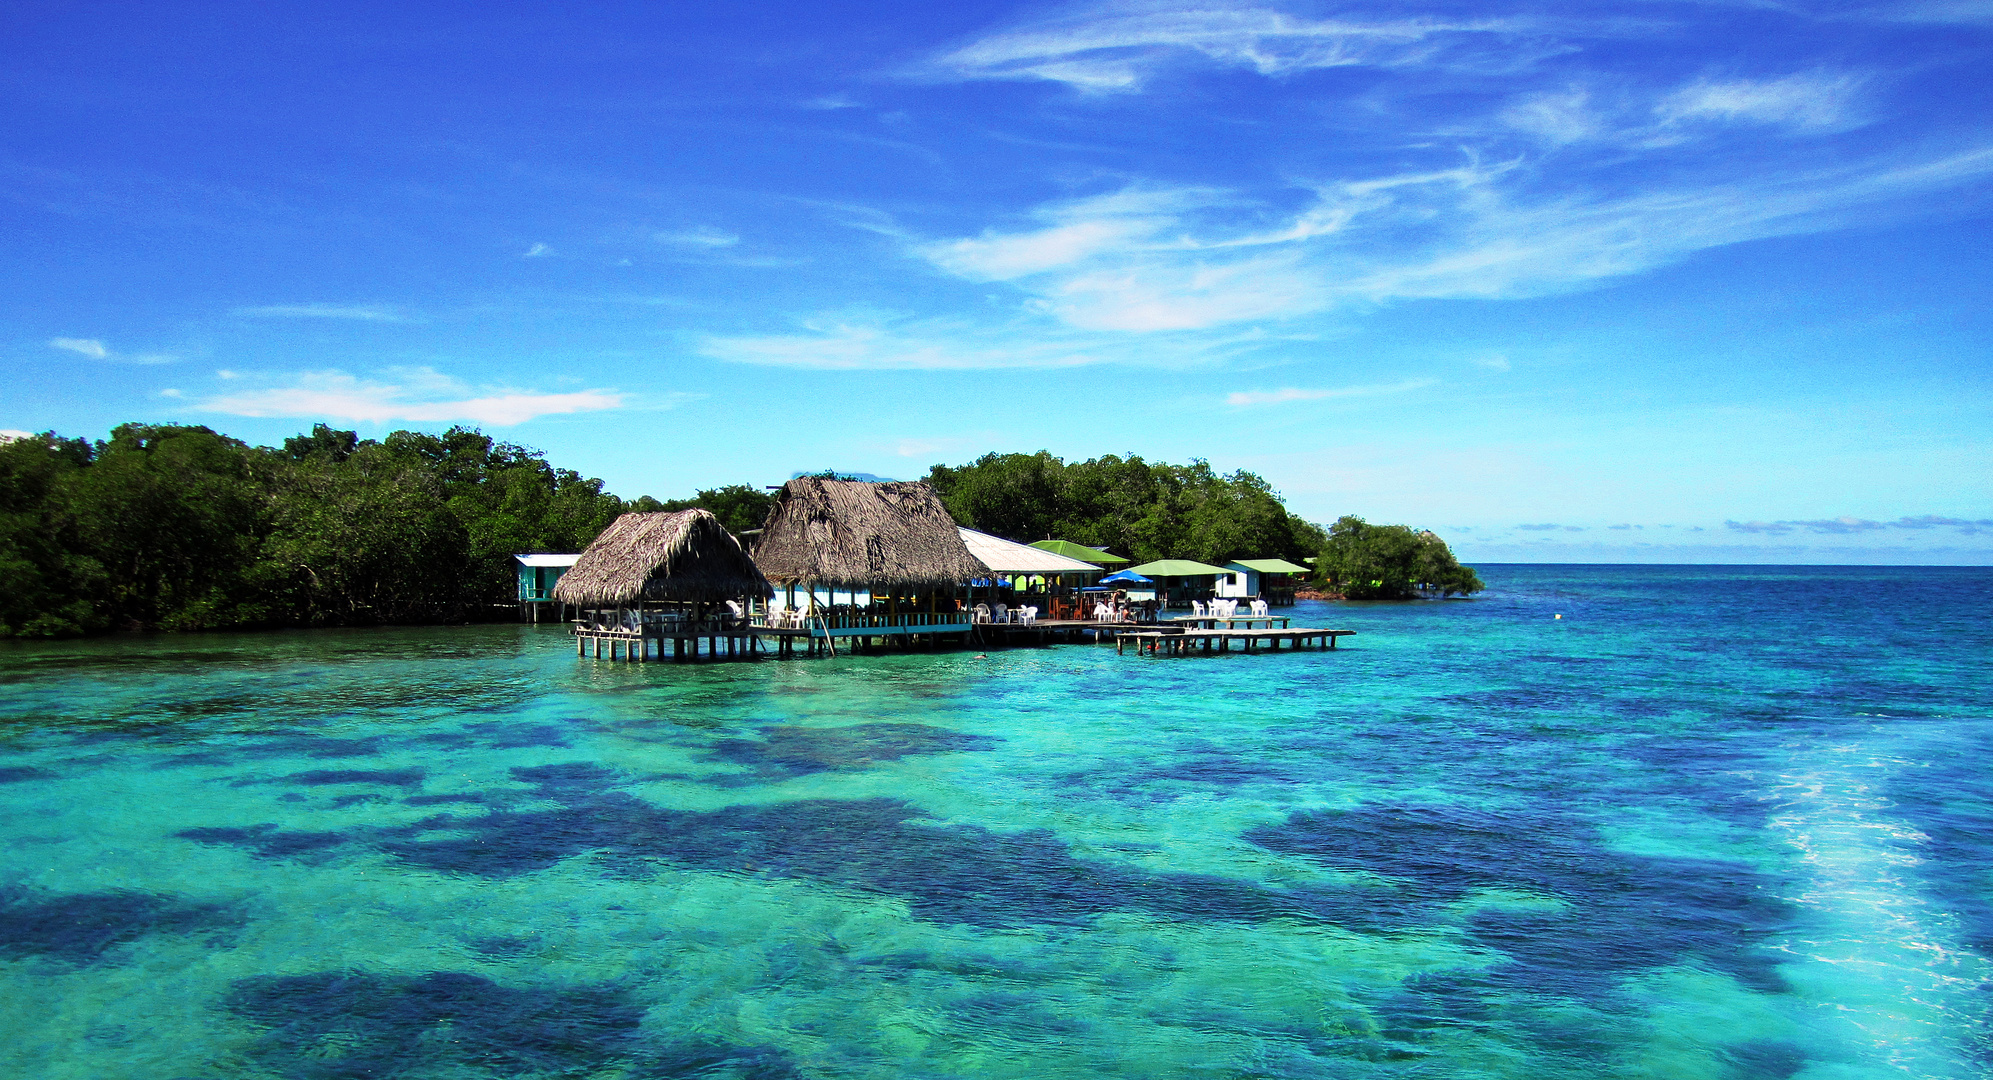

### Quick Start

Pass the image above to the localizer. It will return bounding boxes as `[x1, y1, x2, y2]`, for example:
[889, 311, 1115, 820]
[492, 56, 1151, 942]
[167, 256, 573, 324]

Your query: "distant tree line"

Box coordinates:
[0, 423, 636, 637]
[923, 451, 1479, 599]
[925, 451, 1327, 566]
[0, 426, 1480, 637]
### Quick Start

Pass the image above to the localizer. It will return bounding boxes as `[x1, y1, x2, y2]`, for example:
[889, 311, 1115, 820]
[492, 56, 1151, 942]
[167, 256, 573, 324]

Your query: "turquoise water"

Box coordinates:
[1, 565, 1988, 1079]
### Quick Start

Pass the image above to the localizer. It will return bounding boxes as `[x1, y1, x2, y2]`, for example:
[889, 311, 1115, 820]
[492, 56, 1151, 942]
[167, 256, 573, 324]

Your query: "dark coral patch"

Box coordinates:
[167, 734, 387, 766]
[418, 721, 576, 750]
[404, 792, 499, 807]
[0, 765, 53, 783]
[0, 886, 238, 964]
[271, 768, 427, 790]
[179, 823, 349, 861]
[379, 763, 1386, 931]
[1246, 803, 1794, 1001]
[1059, 742, 1298, 802]
[707, 722, 998, 781]
[225, 970, 795, 1080]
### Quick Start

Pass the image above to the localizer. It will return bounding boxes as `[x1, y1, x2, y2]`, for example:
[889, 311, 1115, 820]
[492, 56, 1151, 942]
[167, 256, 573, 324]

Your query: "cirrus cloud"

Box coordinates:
[1224, 378, 1437, 406]
[197, 368, 626, 426]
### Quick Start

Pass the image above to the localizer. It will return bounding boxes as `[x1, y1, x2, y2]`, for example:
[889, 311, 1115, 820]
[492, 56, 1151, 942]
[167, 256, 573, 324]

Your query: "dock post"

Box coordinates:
[576, 634, 584, 657]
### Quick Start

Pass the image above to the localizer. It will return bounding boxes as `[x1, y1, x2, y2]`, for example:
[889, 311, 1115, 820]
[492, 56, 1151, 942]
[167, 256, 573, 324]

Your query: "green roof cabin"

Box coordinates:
[1218, 558, 1312, 606]
[1026, 539, 1130, 566]
[1121, 558, 1232, 609]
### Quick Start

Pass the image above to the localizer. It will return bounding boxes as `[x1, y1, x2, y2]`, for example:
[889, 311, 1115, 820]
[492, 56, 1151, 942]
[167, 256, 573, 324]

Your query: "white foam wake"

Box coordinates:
[1761, 727, 1989, 1079]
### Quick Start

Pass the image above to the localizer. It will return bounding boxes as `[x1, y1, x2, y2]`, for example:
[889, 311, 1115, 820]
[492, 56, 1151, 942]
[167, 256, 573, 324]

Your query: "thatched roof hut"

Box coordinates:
[552, 509, 772, 607]
[751, 478, 986, 589]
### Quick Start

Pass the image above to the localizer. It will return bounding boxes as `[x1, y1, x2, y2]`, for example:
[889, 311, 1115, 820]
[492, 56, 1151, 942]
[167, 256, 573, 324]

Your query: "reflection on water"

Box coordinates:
[0, 567, 1989, 1078]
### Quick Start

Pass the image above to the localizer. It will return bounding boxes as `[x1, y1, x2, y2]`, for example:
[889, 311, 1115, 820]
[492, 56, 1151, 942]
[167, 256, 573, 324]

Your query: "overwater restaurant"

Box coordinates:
[748, 477, 987, 645]
[956, 527, 1103, 620]
[552, 508, 774, 655]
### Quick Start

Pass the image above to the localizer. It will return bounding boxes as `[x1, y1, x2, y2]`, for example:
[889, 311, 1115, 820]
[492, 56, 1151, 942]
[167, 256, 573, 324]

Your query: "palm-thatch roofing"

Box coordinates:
[751, 478, 987, 589]
[552, 509, 772, 607]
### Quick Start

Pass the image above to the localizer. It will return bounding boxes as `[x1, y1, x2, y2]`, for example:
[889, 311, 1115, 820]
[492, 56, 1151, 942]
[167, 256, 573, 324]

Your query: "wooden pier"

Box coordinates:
[573, 613, 977, 663]
[1115, 627, 1355, 655]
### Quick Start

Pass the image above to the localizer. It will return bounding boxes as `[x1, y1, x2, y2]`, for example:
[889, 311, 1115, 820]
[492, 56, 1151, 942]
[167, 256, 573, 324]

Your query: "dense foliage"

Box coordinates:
[925, 451, 1327, 566]
[1316, 515, 1484, 599]
[633, 484, 775, 537]
[0, 426, 1482, 638]
[0, 424, 631, 636]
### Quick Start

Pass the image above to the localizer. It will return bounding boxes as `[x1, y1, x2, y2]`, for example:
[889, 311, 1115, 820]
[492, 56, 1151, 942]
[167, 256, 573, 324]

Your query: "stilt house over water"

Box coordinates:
[750, 478, 987, 644]
[553, 509, 773, 641]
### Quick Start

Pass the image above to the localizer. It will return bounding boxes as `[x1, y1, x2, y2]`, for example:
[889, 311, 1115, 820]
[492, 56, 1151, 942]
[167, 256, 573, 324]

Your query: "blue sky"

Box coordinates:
[4, 0, 1989, 562]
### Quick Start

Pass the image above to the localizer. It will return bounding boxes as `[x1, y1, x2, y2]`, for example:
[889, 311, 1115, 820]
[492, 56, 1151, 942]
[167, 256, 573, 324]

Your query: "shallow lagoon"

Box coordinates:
[1, 565, 1988, 1079]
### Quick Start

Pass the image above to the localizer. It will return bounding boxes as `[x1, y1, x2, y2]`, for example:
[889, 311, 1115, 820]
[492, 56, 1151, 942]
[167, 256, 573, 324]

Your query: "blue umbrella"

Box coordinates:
[1098, 569, 1153, 584]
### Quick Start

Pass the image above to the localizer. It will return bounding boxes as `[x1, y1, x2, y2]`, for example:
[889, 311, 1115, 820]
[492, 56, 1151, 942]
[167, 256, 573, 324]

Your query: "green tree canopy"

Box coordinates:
[0, 423, 634, 635]
[1316, 516, 1484, 599]
[641, 484, 777, 536]
[925, 451, 1327, 566]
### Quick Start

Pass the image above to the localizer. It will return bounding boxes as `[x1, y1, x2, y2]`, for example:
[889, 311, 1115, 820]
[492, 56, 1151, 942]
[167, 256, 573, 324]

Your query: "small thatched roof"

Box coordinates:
[751, 478, 987, 589]
[552, 509, 772, 607]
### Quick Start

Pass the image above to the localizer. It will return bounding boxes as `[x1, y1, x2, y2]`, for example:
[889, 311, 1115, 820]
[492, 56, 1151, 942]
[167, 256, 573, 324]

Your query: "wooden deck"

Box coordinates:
[570, 618, 1355, 662]
[1115, 627, 1355, 655]
[572, 616, 976, 662]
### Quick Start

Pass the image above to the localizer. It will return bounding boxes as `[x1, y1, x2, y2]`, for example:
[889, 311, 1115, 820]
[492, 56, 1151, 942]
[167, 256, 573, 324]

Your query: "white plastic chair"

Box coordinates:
[1019, 606, 1037, 625]
[1191, 600, 1205, 618]
[973, 604, 991, 624]
[992, 604, 1008, 624]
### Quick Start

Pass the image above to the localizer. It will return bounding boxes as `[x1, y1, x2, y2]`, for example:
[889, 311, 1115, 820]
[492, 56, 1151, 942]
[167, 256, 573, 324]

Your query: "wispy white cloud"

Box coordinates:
[655, 227, 741, 248]
[1225, 378, 1437, 407]
[907, 139, 1993, 334]
[49, 337, 107, 359]
[927, 5, 1522, 93]
[48, 337, 173, 364]
[1656, 71, 1868, 132]
[523, 242, 553, 258]
[701, 320, 1108, 370]
[197, 368, 625, 425]
[231, 303, 408, 322]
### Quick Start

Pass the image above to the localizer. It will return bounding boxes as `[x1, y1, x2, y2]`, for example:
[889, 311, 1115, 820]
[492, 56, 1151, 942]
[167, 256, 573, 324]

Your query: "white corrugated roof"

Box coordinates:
[957, 528, 1101, 574]
[514, 553, 581, 567]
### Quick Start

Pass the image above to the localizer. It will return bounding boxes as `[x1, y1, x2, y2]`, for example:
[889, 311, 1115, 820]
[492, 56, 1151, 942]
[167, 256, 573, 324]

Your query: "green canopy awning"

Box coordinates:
[1228, 558, 1311, 574]
[1027, 539, 1130, 566]
[1124, 559, 1231, 578]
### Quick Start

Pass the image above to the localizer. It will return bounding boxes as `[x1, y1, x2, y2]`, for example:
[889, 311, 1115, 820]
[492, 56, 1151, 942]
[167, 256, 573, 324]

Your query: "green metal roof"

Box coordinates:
[1027, 539, 1130, 565]
[1228, 558, 1311, 574]
[1124, 559, 1231, 578]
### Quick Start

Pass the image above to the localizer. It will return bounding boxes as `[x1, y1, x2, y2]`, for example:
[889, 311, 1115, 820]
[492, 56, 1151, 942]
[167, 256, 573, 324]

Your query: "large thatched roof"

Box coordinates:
[751, 478, 987, 588]
[552, 509, 772, 606]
